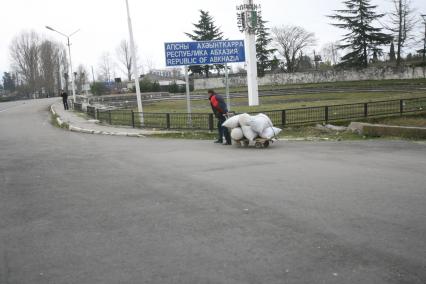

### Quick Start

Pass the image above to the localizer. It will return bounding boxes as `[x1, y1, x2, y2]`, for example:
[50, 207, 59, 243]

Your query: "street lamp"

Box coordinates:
[46, 26, 80, 103]
[422, 15, 426, 64]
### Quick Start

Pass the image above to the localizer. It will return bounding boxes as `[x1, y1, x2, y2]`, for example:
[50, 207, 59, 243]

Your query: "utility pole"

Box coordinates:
[91, 66, 95, 83]
[422, 15, 426, 64]
[125, 0, 144, 123]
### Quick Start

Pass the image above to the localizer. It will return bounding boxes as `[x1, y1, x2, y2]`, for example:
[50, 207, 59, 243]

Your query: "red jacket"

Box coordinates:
[209, 93, 228, 117]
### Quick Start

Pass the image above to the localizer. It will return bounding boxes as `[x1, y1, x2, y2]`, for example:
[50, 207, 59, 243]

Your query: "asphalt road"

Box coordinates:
[1, 99, 425, 284]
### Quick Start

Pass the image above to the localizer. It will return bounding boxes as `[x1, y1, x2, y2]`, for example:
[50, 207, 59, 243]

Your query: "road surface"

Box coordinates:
[1, 99, 425, 283]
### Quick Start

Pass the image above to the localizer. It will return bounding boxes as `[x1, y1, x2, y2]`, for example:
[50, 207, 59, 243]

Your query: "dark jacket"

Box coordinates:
[209, 93, 228, 118]
[61, 91, 68, 100]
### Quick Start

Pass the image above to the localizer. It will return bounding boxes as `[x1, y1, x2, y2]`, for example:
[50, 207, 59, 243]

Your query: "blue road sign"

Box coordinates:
[164, 40, 245, 67]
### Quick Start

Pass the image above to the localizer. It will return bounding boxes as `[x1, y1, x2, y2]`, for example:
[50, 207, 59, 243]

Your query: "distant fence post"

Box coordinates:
[109, 110, 112, 124]
[400, 99, 404, 115]
[96, 108, 99, 120]
[325, 106, 329, 124]
[208, 114, 214, 131]
[131, 110, 135, 128]
[166, 113, 171, 129]
[281, 110, 286, 127]
[364, 103, 368, 118]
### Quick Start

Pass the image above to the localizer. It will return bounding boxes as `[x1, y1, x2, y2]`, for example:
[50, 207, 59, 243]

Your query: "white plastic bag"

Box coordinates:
[260, 127, 282, 139]
[238, 113, 253, 126]
[242, 125, 258, 141]
[222, 114, 240, 129]
[250, 113, 273, 134]
[231, 127, 244, 140]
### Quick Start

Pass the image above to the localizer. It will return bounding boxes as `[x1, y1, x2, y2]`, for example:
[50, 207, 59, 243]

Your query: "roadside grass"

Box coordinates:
[365, 113, 426, 127]
[148, 113, 426, 141]
[141, 90, 426, 113]
[50, 112, 69, 129]
[93, 79, 426, 140]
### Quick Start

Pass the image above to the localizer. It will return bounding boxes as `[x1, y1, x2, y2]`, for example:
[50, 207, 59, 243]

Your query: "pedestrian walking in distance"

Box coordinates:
[208, 89, 232, 145]
[60, 89, 69, 110]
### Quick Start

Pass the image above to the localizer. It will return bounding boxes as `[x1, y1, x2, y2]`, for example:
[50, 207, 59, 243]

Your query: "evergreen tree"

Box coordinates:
[389, 41, 396, 62]
[185, 10, 223, 78]
[270, 56, 281, 72]
[329, 0, 392, 67]
[255, 14, 276, 77]
[2, 72, 16, 91]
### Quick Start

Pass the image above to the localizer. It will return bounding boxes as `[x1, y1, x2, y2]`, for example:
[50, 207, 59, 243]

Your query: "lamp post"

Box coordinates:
[46, 26, 80, 103]
[422, 15, 426, 64]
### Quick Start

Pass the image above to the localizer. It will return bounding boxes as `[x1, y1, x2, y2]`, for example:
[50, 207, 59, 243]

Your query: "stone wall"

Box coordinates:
[194, 67, 426, 90]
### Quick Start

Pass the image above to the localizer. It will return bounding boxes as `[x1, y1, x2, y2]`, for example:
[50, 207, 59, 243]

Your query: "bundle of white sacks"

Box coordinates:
[222, 113, 282, 141]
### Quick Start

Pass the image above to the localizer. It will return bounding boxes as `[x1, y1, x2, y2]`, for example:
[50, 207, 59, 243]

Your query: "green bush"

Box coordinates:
[90, 82, 109, 96]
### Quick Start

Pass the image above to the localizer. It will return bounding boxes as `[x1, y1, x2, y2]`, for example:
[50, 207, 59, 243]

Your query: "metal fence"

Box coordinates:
[83, 97, 426, 130]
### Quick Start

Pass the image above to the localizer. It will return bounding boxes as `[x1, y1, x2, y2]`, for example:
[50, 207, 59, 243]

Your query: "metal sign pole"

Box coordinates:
[225, 63, 231, 111]
[185, 66, 192, 126]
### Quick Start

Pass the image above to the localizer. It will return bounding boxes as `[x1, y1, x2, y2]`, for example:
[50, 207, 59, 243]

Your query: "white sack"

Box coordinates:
[250, 113, 273, 134]
[238, 113, 253, 126]
[231, 127, 244, 140]
[222, 114, 240, 129]
[242, 125, 258, 141]
[260, 127, 282, 139]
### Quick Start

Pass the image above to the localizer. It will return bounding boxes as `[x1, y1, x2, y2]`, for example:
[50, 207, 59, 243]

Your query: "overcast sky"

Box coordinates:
[1, 0, 425, 78]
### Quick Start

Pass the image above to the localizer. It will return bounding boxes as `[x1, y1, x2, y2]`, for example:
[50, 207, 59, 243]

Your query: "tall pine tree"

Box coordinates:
[185, 10, 223, 78]
[329, 0, 391, 67]
[255, 14, 276, 77]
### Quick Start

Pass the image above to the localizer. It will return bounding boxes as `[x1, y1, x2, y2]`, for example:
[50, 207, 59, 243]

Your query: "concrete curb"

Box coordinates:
[349, 122, 426, 139]
[50, 104, 146, 138]
[50, 105, 65, 127]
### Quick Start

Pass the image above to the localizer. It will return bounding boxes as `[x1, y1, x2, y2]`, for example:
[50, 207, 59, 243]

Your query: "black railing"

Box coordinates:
[74, 102, 83, 112]
[87, 106, 96, 118]
[79, 97, 426, 130]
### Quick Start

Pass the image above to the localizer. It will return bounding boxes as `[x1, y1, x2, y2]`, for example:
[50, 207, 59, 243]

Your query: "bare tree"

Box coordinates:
[39, 40, 64, 96]
[320, 42, 341, 66]
[385, 0, 417, 67]
[58, 49, 69, 93]
[9, 31, 41, 96]
[98, 52, 114, 82]
[116, 40, 133, 81]
[144, 58, 156, 74]
[75, 65, 88, 93]
[272, 25, 317, 72]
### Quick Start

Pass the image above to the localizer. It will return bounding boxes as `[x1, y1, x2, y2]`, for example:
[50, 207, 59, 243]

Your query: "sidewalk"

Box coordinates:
[51, 100, 177, 137]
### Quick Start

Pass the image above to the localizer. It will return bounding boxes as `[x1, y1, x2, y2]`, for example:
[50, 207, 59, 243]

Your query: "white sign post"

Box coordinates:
[237, 0, 260, 106]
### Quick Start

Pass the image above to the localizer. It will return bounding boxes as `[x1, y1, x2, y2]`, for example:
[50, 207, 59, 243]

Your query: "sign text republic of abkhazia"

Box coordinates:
[164, 40, 245, 67]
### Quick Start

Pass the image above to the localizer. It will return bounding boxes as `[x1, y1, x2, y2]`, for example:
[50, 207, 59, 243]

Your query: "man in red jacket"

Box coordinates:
[208, 89, 232, 145]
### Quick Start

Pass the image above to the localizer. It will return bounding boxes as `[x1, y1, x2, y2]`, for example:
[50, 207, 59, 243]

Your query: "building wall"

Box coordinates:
[194, 67, 426, 90]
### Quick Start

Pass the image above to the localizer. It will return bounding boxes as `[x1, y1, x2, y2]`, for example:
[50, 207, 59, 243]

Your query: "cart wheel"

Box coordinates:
[263, 141, 270, 148]
[243, 140, 250, 147]
[255, 142, 263, 148]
